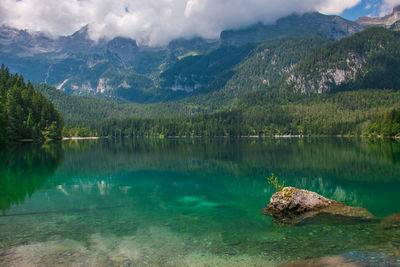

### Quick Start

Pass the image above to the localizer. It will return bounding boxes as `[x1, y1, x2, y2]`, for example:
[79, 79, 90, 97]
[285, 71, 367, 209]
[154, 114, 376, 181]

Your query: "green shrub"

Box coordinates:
[267, 173, 285, 192]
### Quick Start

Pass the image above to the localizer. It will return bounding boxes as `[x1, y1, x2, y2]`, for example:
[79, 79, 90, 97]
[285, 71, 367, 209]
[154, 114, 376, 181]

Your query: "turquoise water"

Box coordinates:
[0, 138, 400, 266]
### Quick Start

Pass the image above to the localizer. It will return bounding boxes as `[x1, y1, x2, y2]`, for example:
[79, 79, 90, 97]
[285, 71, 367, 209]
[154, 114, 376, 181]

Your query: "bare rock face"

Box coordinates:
[262, 187, 376, 225]
[356, 5, 400, 26]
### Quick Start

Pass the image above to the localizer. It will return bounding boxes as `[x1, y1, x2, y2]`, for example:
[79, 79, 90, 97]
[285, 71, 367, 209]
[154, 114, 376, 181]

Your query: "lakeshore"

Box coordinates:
[62, 137, 100, 140]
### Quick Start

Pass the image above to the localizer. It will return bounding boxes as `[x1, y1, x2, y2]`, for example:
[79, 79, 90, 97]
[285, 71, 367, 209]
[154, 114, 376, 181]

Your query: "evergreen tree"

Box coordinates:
[0, 65, 64, 142]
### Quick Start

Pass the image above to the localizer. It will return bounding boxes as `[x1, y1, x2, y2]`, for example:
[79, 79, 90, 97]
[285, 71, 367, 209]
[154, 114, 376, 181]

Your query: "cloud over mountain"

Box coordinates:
[380, 0, 400, 14]
[0, 0, 392, 46]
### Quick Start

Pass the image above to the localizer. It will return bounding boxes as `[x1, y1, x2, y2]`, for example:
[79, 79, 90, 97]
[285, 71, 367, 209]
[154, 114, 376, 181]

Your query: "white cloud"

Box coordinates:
[316, 0, 360, 14]
[380, 0, 400, 15]
[0, 0, 362, 46]
[383, 0, 400, 7]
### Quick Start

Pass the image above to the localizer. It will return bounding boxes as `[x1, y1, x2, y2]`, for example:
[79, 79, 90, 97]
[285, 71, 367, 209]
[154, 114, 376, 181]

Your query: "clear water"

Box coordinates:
[0, 138, 400, 266]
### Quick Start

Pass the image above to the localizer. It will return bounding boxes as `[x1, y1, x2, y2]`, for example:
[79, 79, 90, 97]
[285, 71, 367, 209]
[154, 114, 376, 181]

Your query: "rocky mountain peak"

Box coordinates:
[69, 24, 90, 41]
[356, 5, 400, 26]
[0, 25, 57, 56]
[221, 11, 363, 45]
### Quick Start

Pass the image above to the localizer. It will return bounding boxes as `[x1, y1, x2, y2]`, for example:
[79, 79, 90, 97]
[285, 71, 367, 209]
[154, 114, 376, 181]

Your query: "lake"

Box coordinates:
[0, 138, 400, 266]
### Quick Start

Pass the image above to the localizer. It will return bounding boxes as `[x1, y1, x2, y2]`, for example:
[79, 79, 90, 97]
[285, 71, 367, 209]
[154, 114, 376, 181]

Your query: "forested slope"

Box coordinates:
[285, 28, 400, 93]
[32, 27, 400, 138]
[0, 66, 63, 142]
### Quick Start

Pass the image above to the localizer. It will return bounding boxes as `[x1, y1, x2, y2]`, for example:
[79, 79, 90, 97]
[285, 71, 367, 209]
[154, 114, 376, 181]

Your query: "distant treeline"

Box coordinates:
[367, 108, 400, 137]
[2, 60, 400, 141]
[23, 82, 400, 139]
[93, 93, 400, 138]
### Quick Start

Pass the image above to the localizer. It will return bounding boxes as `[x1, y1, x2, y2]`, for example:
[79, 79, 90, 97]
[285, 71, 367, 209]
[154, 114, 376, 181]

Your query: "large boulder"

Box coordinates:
[262, 187, 335, 216]
[262, 187, 376, 225]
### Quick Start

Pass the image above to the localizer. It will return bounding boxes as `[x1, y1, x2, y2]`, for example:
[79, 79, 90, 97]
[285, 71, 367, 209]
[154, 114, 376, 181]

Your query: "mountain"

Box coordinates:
[37, 27, 400, 118]
[0, 24, 164, 99]
[151, 12, 362, 95]
[165, 36, 331, 113]
[357, 5, 400, 27]
[221, 12, 363, 45]
[35, 83, 202, 124]
[34, 36, 331, 125]
[4, 10, 400, 138]
[284, 27, 400, 94]
[0, 11, 364, 103]
[159, 43, 256, 92]
[29, 25, 400, 137]
[0, 24, 138, 58]
[0, 26, 58, 56]
[215, 36, 330, 98]
[36, 83, 136, 124]
[390, 20, 400, 31]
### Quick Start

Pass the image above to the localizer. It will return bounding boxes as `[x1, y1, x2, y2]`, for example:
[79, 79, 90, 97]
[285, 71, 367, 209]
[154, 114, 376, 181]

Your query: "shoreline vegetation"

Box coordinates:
[58, 135, 400, 141]
[1, 64, 400, 145]
[62, 137, 99, 140]
[12, 134, 400, 142]
[31, 28, 400, 142]
[1, 28, 400, 145]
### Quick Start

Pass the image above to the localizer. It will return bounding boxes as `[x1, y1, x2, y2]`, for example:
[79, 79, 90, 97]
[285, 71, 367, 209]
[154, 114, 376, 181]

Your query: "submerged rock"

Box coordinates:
[380, 213, 400, 229]
[262, 187, 376, 225]
[277, 256, 367, 267]
[177, 196, 219, 208]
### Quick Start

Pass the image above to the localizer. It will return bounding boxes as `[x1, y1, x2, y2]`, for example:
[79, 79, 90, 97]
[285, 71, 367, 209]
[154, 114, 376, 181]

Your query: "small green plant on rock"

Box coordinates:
[283, 188, 293, 198]
[267, 173, 285, 192]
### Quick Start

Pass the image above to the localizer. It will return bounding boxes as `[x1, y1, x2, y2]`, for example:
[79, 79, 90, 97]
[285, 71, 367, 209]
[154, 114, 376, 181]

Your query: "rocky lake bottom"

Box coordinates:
[0, 138, 399, 266]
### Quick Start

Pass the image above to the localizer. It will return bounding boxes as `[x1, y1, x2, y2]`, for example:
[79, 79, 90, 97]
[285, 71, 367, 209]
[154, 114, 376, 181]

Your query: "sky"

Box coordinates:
[0, 0, 399, 46]
[341, 0, 396, 20]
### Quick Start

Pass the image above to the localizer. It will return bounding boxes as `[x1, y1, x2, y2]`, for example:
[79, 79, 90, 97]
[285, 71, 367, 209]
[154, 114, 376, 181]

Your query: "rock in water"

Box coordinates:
[380, 213, 400, 229]
[262, 187, 376, 225]
[262, 187, 335, 216]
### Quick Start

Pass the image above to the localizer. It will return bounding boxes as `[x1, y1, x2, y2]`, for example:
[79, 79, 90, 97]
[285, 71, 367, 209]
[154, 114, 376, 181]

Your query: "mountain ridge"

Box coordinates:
[221, 12, 363, 44]
[284, 27, 400, 94]
[356, 5, 400, 26]
[0, 11, 364, 102]
[28, 26, 400, 137]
